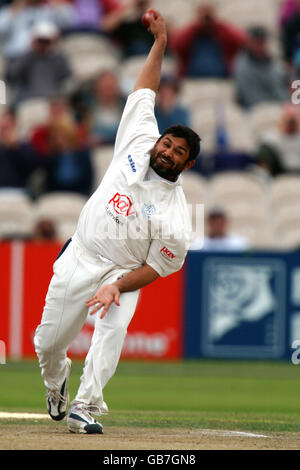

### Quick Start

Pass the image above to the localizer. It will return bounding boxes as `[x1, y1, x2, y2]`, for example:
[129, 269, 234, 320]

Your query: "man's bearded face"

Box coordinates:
[149, 134, 191, 181]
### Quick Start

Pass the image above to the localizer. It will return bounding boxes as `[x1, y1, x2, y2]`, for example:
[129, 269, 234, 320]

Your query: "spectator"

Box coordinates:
[234, 26, 289, 110]
[0, 1, 14, 6]
[281, 0, 300, 76]
[191, 103, 255, 177]
[0, 0, 75, 60]
[0, 110, 39, 192]
[189, 206, 250, 251]
[105, 0, 155, 58]
[154, 75, 190, 133]
[32, 218, 57, 241]
[256, 103, 300, 176]
[30, 96, 88, 157]
[43, 117, 93, 196]
[6, 20, 72, 107]
[67, 0, 122, 33]
[279, 0, 299, 27]
[88, 70, 125, 146]
[170, 3, 247, 78]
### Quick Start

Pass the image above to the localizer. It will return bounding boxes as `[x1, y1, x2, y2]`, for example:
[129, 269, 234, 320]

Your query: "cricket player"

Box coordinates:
[34, 9, 201, 434]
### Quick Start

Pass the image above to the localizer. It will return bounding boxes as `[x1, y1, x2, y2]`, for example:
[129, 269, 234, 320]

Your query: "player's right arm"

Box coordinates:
[112, 9, 167, 158]
[133, 9, 167, 93]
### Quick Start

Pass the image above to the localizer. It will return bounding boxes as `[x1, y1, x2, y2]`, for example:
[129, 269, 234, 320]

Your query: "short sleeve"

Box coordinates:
[146, 237, 188, 278]
[113, 88, 160, 159]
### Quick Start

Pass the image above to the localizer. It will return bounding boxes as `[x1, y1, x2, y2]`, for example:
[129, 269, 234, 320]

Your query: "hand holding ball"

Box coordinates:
[141, 9, 166, 41]
[142, 10, 158, 28]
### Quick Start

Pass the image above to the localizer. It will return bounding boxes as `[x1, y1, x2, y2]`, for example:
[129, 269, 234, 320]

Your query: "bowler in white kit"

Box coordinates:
[34, 9, 201, 434]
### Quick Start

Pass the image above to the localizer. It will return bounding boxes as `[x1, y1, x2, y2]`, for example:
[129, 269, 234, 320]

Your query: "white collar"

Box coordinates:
[144, 166, 178, 184]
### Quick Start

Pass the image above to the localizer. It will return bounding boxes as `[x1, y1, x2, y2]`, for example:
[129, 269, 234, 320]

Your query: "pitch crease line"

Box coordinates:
[0, 412, 50, 420]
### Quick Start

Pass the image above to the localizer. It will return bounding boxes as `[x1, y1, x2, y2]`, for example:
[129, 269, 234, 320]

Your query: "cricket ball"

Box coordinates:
[142, 10, 157, 28]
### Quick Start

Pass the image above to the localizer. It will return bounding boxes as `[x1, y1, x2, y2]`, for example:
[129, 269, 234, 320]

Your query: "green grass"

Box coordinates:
[1, 359, 300, 433]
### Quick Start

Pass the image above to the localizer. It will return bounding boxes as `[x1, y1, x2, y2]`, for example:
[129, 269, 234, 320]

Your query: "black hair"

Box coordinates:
[159, 124, 201, 161]
[247, 26, 269, 40]
[206, 206, 227, 218]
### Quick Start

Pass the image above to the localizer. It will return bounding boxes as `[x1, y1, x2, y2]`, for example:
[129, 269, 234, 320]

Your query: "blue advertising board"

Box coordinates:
[184, 251, 300, 360]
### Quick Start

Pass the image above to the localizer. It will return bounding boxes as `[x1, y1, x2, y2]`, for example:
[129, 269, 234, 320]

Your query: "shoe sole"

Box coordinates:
[68, 423, 103, 434]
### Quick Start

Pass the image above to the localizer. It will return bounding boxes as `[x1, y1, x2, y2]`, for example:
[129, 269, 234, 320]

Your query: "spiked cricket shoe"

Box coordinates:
[67, 403, 103, 434]
[46, 357, 72, 421]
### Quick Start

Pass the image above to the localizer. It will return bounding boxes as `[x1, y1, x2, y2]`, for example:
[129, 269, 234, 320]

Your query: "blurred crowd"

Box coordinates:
[1, 0, 300, 244]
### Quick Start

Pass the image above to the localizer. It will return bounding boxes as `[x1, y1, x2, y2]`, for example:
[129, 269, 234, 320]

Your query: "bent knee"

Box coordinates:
[34, 324, 58, 355]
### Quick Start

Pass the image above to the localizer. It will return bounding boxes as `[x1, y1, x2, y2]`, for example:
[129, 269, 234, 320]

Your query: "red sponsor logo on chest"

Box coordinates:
[160, 246, 175, 259]
[109, 192, 135, 216]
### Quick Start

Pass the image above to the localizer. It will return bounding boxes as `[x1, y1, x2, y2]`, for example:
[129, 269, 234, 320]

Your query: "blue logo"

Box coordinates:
[200, 257, 286, 358]
[128, 155, 136, 173]
[142, 203, 156, 219]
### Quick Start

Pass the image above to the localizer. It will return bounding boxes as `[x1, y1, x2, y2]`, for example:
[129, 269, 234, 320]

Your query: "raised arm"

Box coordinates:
[133, 9, 167, 93]
[112, 9, 166, 158]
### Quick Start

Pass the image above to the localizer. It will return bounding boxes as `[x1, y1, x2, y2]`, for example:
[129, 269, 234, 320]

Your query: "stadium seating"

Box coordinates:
[119, 55, 177, 95]
[229, 219, 275, 249]
[272, 210, 300, 249]
[1, 0, 298, 251]
[248, 102, 283, 140]
[206, 171, 273, 246]
[181, 171, 207, 235]
[60, 33, 120, 83]
[61, 33, 118, 56]
[55, 219, 78, 243]
[191, 103, 254, 153]
[0, 189, 34, 239]
[180, 79, 235, 109]
[208, 171, 266, 204]
[270, 175, 300, 210]
[16, 99, 50, 139]
[34, 192, 88, 241]
[226, 203, 273, 246]
[279, 228, 300, 250]
[35, 192, 87, 222]
[0, 55, 5, 80]
[152, 0, 196, 26]
[253, 175, 300, 249]
[92, 146, 114, 189]
[68, 53, 119, 83]
[219, 0, 277, 31]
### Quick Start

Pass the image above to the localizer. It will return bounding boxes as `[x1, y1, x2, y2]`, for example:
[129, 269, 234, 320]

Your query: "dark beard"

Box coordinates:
[149, 147, 179, 181]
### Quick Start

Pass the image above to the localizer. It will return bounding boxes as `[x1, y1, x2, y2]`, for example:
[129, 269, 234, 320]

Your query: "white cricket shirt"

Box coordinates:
[75, 88, 192, 277]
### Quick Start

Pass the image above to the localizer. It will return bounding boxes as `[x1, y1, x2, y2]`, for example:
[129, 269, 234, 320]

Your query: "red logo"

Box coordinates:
[109, 192, 135, 216]
[160, 246, 175, 259]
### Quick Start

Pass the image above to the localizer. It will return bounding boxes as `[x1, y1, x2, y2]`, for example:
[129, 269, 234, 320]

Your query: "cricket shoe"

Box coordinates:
[46, 357, 72, 421]
[67, 403, 103, 434]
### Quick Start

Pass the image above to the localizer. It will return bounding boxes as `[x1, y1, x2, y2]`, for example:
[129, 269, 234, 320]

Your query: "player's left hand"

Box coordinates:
[86, 284, 120, 318]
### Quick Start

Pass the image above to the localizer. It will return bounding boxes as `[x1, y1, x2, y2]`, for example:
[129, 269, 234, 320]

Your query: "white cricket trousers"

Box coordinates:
[34, 235, 140, 414]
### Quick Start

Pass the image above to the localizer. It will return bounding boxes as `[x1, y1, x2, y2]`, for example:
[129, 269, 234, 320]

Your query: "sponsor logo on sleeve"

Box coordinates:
[160, 246, 175, 260]
[128, 155, 136, 173]
[109, 192, 135, 216]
